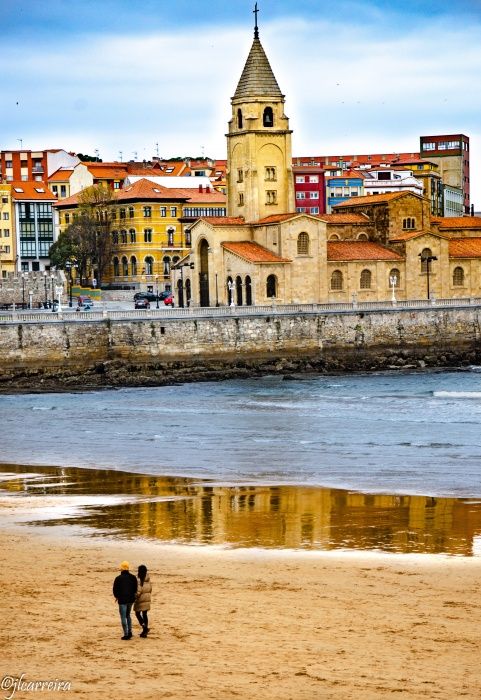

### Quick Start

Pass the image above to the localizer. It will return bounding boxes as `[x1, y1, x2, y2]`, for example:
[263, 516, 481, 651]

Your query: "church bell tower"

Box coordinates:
[227, 6, 295, 222]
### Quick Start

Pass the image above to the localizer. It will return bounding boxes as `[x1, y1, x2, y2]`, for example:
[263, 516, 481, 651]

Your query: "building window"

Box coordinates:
[129, 256, 137, 276]
[295, 176, 305, 183]
[239, 193, 244, 206]
[357, 233, 368, 241]
[266, 190, 277, 205]
[3, 229, 9, 237]
[144, 229, 152, 243]
[296, 207, 306, 213]
[263, 106, 274, 127]
[237, 169, 243, 183]
[330, 270, 343, 290]
[2, 212, 9, 220]
[245, 275, 252, 306]
[129, 206, 134, 218]
[237, 108, 243, 129]
[113, 257, 119, 276]
[420, 247, 433, 273]
[266, 274, 277, 298]
[120, 208, 126, 219]
[160, 207, 166, 217]
[389, 268, 401, 287]
[112, 230, 119, 245]
[162, 256, 171, 276]
[122, 256, 129, 276]
[309, 192, 319, 199]
[236, 275, 243, 306]
[360, 269, 372, 289]
[120, 230, 127, 244]
[265, 167, 276, 181]
[402, 217, 416, 230]
[143, 206, 151, 217]
[453, 266, 464, 286]
[129, 228, 136, 243]
[167, 228, 174, 246]
[310, 207, 319, 214]
[145, 256, 154, 275]
[308, 175, 319, 183]
[65, 214, 70, 224]
[297, 232, 309, 255]
[170, 207, 177, 217]
[296, 192, 306, 199]
[185, 229, 192, 246]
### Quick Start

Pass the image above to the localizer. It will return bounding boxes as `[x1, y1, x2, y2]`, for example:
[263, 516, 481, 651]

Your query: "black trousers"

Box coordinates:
[135, 610, 148, 627]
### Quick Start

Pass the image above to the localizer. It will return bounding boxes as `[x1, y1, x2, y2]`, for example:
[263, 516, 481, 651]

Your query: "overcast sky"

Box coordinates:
[2, 0, 480, 205]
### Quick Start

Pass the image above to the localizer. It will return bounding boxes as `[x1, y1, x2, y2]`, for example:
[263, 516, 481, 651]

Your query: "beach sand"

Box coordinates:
[1, 493, 481, 700]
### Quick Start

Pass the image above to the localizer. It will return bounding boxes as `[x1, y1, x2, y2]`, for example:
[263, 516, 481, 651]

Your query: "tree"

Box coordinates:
[49, 184, 114, 286]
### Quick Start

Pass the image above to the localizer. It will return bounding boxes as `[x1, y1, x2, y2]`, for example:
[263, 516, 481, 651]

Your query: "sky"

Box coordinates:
[2, 0, 481, 205]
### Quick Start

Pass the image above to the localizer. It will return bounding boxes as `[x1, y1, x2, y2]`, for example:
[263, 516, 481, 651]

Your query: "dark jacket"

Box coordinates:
[113, 570, 138, 604]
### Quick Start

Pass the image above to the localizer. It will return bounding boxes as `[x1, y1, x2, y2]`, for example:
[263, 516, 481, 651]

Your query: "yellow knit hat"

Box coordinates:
[120, 561, 130, 571]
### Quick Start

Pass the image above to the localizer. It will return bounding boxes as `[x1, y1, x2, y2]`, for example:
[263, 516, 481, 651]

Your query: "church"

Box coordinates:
[179, 13, 481, 307]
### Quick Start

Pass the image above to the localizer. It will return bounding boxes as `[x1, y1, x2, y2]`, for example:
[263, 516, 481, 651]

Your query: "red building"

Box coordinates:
[293, 166, 325, 215]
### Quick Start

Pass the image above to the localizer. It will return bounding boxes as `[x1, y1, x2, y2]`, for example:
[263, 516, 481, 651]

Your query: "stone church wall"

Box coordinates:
[0, 307, 480, 391]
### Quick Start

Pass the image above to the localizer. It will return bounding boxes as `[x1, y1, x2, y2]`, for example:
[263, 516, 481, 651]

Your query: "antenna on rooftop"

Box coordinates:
[119, 151, 123, 162]
[133, 151, 138, 161]
[155, 142, 160, 158]
[17, 138, 23, 149]
[94, 148, 100, 161]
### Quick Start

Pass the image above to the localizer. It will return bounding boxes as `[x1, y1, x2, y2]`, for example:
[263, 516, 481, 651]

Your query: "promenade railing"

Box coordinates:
[1, 297, 481, 324]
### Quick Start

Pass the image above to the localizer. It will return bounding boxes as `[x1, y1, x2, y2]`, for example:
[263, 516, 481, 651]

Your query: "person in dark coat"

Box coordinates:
[113, 561, 138, 640]
[134, 564, 152, 637]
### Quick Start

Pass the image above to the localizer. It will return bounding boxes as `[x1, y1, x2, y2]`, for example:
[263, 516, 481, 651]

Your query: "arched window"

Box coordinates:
[266, 274, 277, 298]
[357, 233, 368, 241]
[177, 278, 184, 308]
[403, 217, 416, 230]
[237, 108, 243, 129]
[389, 268, 400, 288]
[420, 247, 433, 273]
[121, 230, 127, 244]
[128, 206, 134, 218]
[227, 276, 234, 305]
[297, 232, 309, 255]
[144, 256, 154, 275]
[167, 227, 175, 247]
[453, 266, 464, 286]
[131, 256, 137, 276]
[236, 275, 243, 306]
[328, 233, 340, 241]
[330, 270, 343, 290]
[162, 256, 171, 276]
[360, 269, 372, 289]
[263, 106, 274, 127]
[112, 230, 118, 245]
[113, 257, 119, 277]
[129, 228, 136, 243]
[185, 278, 191, 306]
[121, 256, 128, 276]
[172, 256, 180, 265]
[245, 276, 252, 306]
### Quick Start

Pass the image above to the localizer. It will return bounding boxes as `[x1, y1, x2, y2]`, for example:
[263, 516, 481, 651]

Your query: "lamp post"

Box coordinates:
[419, 253, 437, 300]
[389, 274, 397, 303]
[155, 275, 159, 309]
[65, 260, 78, 307]
[50, 274, 55, 308]
[43, 271, 48, 308]
[21, 273, 26, 307]
[227, 279, 235, 307]
[215, 273, 219, 307]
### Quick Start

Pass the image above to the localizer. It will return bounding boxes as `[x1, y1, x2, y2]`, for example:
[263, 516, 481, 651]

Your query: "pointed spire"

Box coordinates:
[233, 30, 283, 100]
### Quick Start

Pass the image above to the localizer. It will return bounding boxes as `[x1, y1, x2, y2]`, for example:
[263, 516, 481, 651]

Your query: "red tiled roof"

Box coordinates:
[48, 169, 73, 182]
[327, 241, 403, 261]
[10, 181, 56, 201]
[318, 213, 368, 224]
[117, 178, 188, 202]
[334, 192, 415, 208]
[256, 213, 300, 224]
[175, 188, 226, 203]
[222, 241, 290, 263]
[449, 239, 481, 257]
[436, 217, 481, 229]
[82, 162, 128, 179]
[54, 192, 80, 208]
[201, 217, 245, 225]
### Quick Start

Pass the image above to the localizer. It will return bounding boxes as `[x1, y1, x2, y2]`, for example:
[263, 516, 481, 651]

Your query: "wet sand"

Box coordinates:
[2, 499, 481, 699]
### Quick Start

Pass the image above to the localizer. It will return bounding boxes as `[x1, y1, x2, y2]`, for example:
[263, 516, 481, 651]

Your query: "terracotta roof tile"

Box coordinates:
[10, 181, 56, 201]
[117, 179, 189, 202]
[256, 213, 299, 224]
[334, 192, 414, 208]
[175, 188, 226, 203]
[449, 238, 481, 257]
[222, 241, 290, 263]
[437, 217, 481, 229]
[202, 217, 245, 225]
[327, 241, 403, 261]
[48, 169, 74, 182]
[318, 213, 368, 224]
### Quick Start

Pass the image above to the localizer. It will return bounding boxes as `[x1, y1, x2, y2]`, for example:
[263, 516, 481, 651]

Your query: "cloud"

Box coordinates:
[2, 12, 480, 204]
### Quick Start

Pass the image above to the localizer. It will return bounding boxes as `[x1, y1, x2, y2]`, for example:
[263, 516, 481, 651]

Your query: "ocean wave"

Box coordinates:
[433, 391, 481, 399]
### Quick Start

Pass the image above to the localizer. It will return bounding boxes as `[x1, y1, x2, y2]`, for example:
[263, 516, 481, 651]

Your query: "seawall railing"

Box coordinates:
[1, 297, 481, 324]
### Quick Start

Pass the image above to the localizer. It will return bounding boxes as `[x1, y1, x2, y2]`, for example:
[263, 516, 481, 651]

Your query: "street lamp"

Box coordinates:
[65, 260, 78, 307]
[50, 274, 55, 309]
[155, 275, 159, 309]
[419, 253, 437, 300]
[389, 274, 397, 303]
[227, 279, 235, 307]
[215, 272, 219, 307]
[43, 271, 48, 308]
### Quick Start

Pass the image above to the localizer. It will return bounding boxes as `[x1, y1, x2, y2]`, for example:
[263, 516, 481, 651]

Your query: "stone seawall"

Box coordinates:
[1, 307, 480, 391]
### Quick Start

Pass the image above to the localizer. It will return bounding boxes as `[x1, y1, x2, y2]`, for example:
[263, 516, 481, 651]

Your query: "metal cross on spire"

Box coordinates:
[253, 2, 259, 38]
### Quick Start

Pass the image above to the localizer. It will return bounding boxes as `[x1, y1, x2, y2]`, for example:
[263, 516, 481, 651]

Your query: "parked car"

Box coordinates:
[133, 292, 157, 302]
[164, 295, 174, 306]
[135, 298, 150, 309]
[77, 295, 93, 309]
[158, 290, 172, 300]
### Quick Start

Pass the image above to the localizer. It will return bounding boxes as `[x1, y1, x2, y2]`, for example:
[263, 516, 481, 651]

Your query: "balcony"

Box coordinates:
[32, 165, 44, 174]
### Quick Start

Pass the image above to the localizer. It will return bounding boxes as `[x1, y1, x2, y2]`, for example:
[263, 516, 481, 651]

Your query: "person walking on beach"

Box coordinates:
[134, 564, 152, 638]
[113, 561, 138, 640]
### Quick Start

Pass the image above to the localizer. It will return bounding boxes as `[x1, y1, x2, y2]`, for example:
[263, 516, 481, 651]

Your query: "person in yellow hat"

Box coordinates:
[112, 562, 138, 640]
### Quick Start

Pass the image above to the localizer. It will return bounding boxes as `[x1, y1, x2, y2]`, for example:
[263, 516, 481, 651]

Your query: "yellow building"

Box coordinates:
[0, 184, 15, 277]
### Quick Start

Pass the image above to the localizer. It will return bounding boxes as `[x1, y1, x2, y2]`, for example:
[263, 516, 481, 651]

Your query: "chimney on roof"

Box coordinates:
[198, 184, 203, 193]
[206, 185, 211, 193]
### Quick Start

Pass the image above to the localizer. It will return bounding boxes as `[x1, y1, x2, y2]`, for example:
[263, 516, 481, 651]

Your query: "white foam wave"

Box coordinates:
[433, 391, 481, 399]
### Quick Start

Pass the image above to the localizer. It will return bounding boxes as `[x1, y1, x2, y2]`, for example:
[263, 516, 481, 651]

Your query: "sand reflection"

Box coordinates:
[2, 464, 481, 555]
